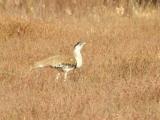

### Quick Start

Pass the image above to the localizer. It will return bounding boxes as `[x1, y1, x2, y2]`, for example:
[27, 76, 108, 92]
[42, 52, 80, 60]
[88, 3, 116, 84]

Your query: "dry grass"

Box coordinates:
[0, 0, 159, 18]
[0, 7, 160, 120]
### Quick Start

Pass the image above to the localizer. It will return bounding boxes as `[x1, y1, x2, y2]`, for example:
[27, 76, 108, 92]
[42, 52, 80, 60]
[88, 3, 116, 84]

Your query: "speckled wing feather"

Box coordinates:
[32, 55, 77, 68]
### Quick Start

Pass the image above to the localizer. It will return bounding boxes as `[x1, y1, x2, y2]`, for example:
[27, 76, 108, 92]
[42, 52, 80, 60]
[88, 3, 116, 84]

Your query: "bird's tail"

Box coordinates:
[30, 62, 47, 71]
[22, 62, 47, 78]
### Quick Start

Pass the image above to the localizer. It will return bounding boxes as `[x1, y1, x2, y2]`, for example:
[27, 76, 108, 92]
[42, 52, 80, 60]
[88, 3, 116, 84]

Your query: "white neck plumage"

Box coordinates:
[73, 48, 82, 68]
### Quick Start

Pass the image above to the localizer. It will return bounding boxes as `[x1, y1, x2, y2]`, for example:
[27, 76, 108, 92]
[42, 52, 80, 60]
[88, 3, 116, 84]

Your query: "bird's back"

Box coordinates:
[32, 55, 77, 69]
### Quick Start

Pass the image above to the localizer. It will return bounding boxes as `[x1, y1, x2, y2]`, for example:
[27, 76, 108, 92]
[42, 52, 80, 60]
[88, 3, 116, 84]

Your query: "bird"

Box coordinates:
[30, 41, 86, 81]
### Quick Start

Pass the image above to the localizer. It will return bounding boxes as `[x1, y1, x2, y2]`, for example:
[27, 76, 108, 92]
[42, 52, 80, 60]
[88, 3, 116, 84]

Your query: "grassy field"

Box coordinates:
[0, 7, 160, 120]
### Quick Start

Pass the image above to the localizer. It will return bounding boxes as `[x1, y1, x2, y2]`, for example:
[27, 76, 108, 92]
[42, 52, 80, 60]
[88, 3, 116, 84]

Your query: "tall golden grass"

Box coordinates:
[0, 0, 159, 18]
[0, 1, 160, 119]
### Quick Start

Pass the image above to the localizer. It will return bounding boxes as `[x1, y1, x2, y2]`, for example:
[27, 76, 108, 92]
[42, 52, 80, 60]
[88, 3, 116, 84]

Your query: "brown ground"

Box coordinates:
[0, 12, 160, 119]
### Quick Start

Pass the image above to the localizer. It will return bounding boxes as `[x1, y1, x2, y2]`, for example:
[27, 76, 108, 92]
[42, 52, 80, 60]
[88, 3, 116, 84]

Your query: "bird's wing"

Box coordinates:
[49, 55, 77, 67]
[33, 55, 76, 68]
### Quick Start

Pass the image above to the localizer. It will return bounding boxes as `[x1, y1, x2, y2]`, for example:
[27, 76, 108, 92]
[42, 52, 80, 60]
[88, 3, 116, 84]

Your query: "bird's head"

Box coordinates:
[74, 41, 86, 52]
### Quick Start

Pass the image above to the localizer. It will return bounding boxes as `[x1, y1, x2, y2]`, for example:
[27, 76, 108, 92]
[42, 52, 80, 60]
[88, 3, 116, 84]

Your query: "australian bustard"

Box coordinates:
[30, 41, 86, 80]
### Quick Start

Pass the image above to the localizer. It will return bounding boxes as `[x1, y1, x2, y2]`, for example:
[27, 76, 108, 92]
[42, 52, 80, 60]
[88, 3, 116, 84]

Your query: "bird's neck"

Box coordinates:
[73, 49, 82, 68]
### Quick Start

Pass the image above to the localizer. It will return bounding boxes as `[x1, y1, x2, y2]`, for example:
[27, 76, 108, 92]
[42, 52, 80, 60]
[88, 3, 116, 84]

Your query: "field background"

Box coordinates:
[0, 0, 160, 119]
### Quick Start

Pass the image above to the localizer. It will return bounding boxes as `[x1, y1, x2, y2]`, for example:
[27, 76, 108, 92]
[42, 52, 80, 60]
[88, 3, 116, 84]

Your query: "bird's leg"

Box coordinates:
[56, 72, 60, 80]
[64, 72, 68, 81]
[76, 69, 81, 80]
[72, 69, 76, 80]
